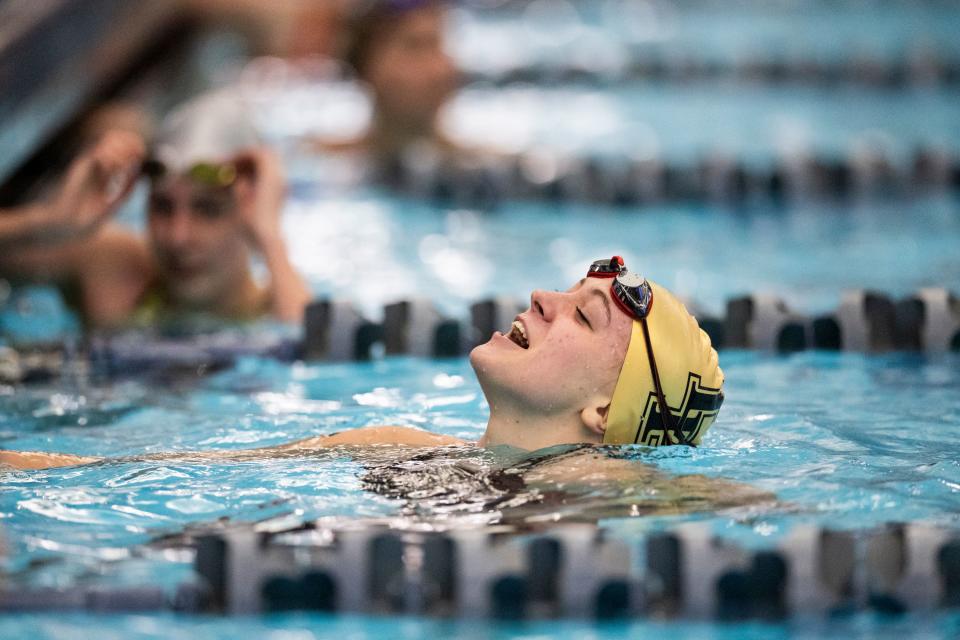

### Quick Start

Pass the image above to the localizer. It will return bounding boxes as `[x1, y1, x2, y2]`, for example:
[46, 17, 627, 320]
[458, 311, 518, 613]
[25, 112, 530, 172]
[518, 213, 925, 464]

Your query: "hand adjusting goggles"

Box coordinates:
[587, 256, 694, 446]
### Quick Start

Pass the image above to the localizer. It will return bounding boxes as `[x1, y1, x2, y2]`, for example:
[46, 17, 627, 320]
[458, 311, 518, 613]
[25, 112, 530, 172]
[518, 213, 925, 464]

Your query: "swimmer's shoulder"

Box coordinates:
[77, 224, 151, 271]
[76, 224, 154, 328]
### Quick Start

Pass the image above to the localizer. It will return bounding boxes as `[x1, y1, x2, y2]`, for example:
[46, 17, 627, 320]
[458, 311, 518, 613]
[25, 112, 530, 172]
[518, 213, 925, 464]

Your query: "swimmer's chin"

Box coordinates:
[468, 340, 487, 368]
[468, 337, 502, 380]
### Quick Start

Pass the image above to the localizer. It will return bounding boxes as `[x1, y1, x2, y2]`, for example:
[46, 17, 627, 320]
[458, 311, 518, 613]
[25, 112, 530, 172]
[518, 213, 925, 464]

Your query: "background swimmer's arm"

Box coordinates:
[0, 130, 147, 315]
[0, 203, 58, 248]
[257, 231, 310, 324]
[232, 148, 311, 324]
[0, 427, 466, 470]
[0, 131, 143, 252]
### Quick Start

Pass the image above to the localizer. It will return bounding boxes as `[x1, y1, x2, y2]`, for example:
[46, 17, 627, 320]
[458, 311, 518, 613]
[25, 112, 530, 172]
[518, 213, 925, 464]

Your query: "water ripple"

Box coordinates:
[19, 499, 112, 525]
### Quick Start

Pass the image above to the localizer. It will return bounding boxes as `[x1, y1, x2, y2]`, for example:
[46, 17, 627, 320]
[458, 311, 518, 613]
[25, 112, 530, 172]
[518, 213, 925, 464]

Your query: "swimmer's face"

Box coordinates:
[470, 277, 633, 419]
[147, 177, 250, 308]
[361, 5, 458, 131]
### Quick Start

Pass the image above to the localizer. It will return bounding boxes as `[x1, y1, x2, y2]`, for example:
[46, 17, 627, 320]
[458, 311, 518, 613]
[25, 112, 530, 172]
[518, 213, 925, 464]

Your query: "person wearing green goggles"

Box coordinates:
[0, 92, 310, 329]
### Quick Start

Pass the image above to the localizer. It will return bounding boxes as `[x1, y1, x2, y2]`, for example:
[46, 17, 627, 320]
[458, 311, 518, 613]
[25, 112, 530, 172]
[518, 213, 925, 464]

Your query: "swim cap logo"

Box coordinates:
[635, 373, 724, 446]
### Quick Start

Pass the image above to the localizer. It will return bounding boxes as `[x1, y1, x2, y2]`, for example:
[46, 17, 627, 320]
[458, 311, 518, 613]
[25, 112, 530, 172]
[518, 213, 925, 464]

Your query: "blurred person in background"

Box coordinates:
[0, 91, 310, 329]
[320, 0, 461, 171]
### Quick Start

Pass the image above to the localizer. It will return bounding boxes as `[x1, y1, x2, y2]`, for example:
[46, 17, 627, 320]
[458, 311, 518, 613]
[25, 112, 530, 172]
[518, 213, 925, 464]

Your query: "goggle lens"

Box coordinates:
[141, 159, 239, 188]
[587, 255, 624, 277]
[586, 256, 653, 320]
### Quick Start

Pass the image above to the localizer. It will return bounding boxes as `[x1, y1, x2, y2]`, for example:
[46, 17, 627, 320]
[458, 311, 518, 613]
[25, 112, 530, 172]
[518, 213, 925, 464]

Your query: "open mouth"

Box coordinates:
[507, 320, 529, 349]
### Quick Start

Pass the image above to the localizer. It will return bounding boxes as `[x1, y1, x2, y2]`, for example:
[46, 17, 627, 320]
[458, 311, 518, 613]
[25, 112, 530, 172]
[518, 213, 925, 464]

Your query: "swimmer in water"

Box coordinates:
[317, 0, 460, 170]
[3, 256, 731, 477]
[0, 91, 310, 328]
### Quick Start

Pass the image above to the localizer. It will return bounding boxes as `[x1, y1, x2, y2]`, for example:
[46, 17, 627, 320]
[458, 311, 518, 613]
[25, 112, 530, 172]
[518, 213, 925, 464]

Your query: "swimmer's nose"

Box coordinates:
[530, 289, 560, 322]
[167, 209, 193, 248]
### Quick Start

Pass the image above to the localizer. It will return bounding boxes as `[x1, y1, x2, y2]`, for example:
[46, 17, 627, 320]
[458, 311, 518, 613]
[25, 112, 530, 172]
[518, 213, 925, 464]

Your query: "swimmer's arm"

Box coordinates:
[0, 450, 100, 470]
[233, 148, 311, 324]
[0, 131, 142, 255]
[0, 131, 144, 288]
[0, 203, 56, 248]
[176, 426, 464, 458]
[256, 232, 311, 324]
[116, 426, 463, 461]
[0, 427, 466, 470]
[272, 426, 467, 450]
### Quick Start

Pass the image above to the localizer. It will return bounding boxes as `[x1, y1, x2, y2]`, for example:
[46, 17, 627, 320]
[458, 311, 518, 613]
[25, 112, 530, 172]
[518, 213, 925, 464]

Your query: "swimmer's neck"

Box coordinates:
[478, 408, 602, 451]
[366, 111, 439, 161]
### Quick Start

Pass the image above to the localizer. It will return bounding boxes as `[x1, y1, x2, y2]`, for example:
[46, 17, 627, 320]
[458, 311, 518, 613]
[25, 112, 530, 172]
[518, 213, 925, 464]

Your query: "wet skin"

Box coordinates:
[470, 277, 633, 425]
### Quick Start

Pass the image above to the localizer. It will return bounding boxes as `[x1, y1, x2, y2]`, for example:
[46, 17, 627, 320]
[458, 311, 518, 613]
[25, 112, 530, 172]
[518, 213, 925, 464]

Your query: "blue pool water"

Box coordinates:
[7, 192, 959, 346]
[443, 85, 960, 163]
[452, 0, 960, 72]
[268, 73, 960, 166]
[282, 192, 960, 318]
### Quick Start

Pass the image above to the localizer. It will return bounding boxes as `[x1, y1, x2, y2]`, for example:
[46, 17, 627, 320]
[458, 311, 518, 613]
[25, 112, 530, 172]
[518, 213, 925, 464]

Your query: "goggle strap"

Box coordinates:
[639, 316, 693, 447]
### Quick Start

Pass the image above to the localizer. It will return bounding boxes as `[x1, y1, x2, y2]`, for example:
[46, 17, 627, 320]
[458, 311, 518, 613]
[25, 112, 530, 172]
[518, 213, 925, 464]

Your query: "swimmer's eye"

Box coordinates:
[576, 307, 593, 330]
[148, 195, 174, 218]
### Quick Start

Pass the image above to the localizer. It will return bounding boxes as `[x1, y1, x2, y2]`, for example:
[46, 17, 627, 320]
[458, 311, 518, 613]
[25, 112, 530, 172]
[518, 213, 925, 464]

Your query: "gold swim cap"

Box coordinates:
[602, 279, 725, 446]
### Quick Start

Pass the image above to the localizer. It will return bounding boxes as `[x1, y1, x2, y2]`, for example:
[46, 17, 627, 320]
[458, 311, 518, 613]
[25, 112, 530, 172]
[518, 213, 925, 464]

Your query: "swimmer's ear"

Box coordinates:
[580, 399, 611, 440]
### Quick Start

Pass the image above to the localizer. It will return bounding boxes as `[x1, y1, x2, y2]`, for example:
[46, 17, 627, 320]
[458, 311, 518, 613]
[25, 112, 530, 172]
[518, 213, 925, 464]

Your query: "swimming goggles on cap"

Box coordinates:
[587, 256, 693, 446]
[141, 158, 240, 188]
